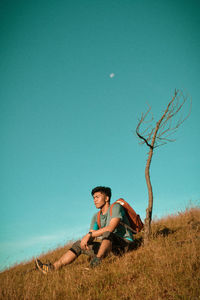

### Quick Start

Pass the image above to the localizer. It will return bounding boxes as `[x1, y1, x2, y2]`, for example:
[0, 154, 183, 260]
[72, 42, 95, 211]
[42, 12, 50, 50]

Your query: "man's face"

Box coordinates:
[93, 192, 109, 209]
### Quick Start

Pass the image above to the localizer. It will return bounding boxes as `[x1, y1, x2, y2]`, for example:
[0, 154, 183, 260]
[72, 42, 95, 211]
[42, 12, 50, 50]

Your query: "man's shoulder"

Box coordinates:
[112, 202, 121, 208]
[111, 202, 124, 212]
[110, 202, 125, 217]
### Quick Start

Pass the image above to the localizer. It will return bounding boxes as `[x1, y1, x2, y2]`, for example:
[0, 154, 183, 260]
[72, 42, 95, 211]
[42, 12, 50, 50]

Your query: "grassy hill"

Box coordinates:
[0, 207, 200, 300]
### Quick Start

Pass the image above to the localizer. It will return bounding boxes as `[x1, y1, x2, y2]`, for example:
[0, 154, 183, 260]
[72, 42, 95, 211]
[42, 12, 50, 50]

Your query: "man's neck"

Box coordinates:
[101, 202, 110, 215]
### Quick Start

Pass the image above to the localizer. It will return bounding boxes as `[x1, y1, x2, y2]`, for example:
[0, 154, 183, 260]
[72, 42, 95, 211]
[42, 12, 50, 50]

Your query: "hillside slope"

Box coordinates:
[0, 208, 200, 300]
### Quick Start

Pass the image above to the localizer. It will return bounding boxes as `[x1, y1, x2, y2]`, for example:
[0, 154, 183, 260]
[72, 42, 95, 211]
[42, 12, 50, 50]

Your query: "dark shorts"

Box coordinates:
[69, 231, 134, 257]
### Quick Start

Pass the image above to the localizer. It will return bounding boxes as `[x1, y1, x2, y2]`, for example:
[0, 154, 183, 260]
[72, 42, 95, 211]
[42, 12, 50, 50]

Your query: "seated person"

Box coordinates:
[35, 186, 134, 274]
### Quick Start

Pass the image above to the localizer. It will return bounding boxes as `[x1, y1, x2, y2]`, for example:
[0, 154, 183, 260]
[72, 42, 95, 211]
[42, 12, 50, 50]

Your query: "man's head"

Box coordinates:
[91, 186, 112, 209]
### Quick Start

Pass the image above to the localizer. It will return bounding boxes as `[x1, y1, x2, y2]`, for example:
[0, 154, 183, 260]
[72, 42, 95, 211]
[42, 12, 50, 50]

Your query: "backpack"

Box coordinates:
[97, 198, 144, 234]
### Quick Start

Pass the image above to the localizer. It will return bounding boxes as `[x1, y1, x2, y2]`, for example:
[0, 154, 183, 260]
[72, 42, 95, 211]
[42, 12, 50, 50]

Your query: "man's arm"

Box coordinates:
[80, 217, 120, 250]
[90, 217, 120, 238]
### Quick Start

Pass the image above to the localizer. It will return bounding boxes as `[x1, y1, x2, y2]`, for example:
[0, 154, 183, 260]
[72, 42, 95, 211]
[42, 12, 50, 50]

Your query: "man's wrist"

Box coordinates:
[88, 231, 94, 241]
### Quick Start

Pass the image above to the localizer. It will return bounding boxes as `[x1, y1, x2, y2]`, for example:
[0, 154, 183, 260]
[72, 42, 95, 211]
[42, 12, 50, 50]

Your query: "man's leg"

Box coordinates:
[36, 239, 102, 272]
[35, 240, 82, 273]
[53, 240, 101, 270]
[53, 250, 77, 270]
[53, 240, 84, 270]
[90, 231, 132, 267]
[89, 232, 113, 267]
[96, 239, 112, 258]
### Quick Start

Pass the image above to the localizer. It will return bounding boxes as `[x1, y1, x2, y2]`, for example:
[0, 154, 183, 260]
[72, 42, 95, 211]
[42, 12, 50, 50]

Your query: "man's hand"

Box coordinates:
[80, 233, 91, 250]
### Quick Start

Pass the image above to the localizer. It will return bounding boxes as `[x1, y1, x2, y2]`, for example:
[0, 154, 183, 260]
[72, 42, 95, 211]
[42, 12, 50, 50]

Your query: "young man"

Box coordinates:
[35, 186, 134, 274]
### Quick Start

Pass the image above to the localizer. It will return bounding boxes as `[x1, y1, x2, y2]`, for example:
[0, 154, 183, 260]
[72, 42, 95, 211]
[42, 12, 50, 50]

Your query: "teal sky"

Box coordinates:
[1, 0, 200, 270]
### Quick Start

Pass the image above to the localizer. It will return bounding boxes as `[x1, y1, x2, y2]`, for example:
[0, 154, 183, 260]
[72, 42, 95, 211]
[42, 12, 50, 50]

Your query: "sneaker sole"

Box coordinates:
[35, 259, 48, 275]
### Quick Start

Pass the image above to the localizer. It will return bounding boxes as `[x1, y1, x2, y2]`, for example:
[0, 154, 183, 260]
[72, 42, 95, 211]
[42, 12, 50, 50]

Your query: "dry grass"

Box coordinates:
[0, 207, 200, 300]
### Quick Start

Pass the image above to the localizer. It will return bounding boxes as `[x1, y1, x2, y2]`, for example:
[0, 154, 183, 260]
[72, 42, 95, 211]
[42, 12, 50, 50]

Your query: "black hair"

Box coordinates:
[91, 186, 112, 202]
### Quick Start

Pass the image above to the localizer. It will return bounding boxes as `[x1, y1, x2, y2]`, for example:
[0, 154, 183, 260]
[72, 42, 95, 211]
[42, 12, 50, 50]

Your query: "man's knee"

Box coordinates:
[102, 231, 113, 241]
[69, 240, 82, 257]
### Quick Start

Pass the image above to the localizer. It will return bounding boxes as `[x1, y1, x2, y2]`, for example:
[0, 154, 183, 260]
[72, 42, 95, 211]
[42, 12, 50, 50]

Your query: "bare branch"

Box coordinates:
[136, 105, 155, 149]
[136, 129, 153, 149]
[136, 89, 191, 149]
[157, 136, 176, 142]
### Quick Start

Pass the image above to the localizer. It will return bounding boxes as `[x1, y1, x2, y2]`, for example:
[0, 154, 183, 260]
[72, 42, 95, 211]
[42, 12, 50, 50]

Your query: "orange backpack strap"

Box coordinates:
[97, 210, 101, 229]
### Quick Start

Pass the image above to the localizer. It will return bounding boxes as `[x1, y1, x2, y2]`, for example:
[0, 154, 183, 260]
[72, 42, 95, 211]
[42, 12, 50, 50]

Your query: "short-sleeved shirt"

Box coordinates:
[90, 203, 134, 242]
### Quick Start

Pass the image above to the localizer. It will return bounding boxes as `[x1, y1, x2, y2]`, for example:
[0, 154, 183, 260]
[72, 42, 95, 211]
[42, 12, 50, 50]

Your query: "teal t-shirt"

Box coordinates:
[90, 203, 133, 242]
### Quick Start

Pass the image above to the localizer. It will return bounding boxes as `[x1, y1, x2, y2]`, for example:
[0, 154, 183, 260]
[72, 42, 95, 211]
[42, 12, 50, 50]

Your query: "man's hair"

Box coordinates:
[91, 186, 112, 202]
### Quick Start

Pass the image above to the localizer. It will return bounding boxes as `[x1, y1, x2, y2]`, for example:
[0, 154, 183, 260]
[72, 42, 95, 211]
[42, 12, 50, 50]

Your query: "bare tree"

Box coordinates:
[136, 89, 191, 244]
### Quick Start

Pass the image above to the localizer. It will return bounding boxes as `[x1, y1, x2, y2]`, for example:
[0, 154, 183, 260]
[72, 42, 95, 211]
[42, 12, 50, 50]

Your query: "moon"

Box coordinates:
[109, 73, 115, 78]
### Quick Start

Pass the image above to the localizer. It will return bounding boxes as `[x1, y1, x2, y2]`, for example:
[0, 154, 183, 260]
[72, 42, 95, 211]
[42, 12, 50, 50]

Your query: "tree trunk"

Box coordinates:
[136, 90, 190, 245]
[144, 147, 153, 244]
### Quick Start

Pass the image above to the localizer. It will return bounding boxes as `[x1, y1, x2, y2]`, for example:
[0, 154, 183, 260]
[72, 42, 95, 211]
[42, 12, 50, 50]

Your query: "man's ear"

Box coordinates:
[105, 196, 109, 203]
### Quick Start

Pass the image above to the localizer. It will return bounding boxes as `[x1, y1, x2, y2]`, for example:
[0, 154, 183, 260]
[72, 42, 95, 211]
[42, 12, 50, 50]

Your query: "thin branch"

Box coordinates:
[136, 89, 191, 149]
[136, 129, 153, 149]
[156, 136, 176, 142]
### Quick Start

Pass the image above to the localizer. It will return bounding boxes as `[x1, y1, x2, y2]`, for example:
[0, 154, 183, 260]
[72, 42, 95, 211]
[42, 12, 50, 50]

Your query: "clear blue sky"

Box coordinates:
[0, 0, 199, 270]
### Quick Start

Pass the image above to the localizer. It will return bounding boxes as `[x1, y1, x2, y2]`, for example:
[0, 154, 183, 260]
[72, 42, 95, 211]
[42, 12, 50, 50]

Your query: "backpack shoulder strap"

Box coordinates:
[97, 211, 101, 229]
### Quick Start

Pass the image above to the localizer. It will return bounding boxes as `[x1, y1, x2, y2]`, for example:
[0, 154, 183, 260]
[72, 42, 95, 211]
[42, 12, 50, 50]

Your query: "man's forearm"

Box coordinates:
[89, 227, 108, 238]
[89, 218, 121, 238]
[89, 224, 116, 238]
